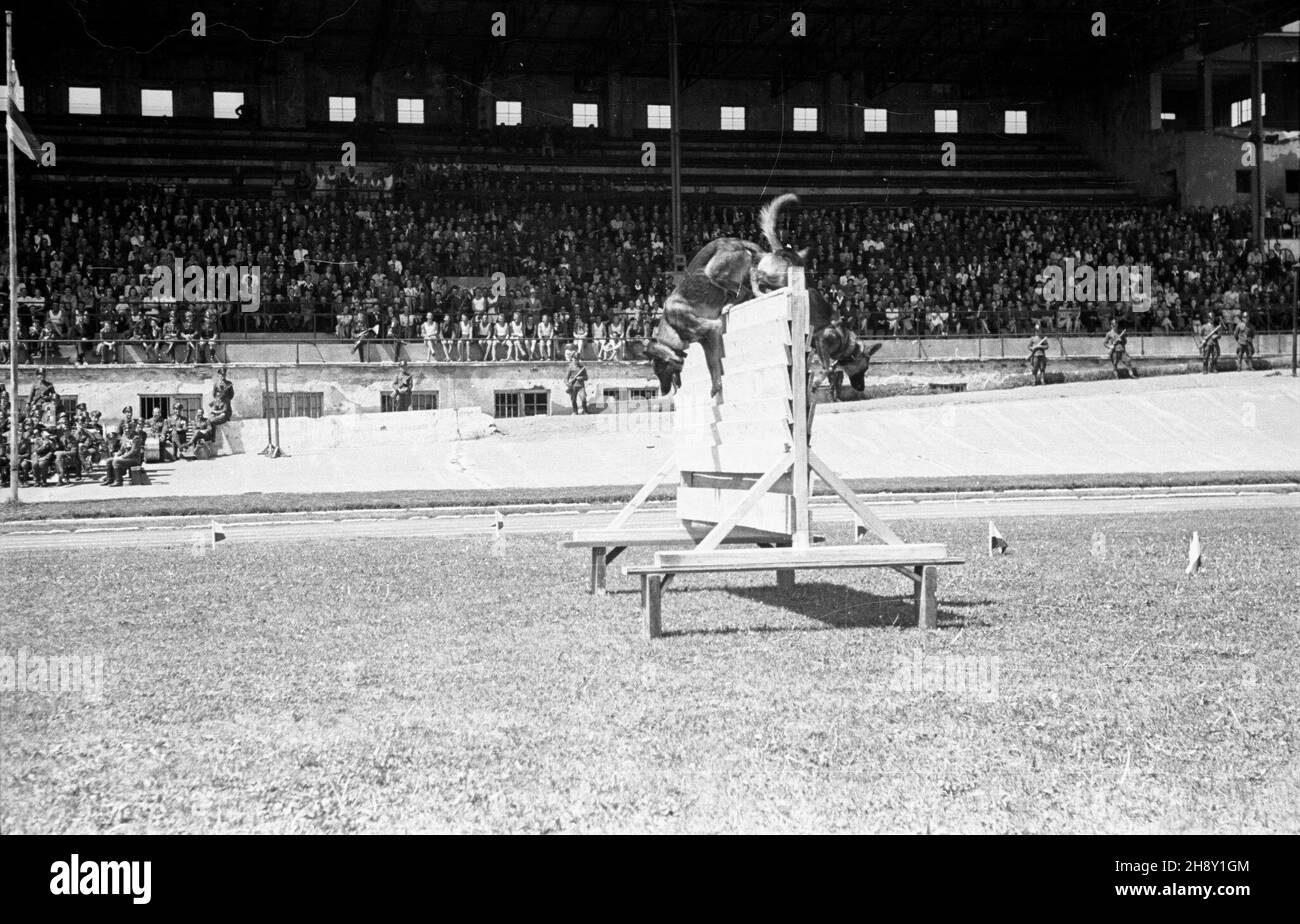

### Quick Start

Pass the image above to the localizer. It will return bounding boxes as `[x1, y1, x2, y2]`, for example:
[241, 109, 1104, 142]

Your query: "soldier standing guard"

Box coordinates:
[392, 361, 414, 411]
[1103, 318, 1137, 379]
[564, 346, 589, 415]
[1027, 323, 1050, 386]
[1197, 313, 1223, 374]
[1233, 311, 1255, 372]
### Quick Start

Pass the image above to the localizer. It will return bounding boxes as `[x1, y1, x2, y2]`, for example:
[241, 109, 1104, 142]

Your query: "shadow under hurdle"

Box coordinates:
[564, 267, 964, 639]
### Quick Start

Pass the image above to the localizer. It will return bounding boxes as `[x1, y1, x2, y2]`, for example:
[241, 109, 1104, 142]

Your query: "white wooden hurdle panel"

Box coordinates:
[674, 285, 799, 540]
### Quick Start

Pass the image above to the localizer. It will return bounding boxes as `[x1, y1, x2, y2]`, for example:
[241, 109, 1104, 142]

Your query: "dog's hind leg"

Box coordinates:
[699, 320, 725, 398]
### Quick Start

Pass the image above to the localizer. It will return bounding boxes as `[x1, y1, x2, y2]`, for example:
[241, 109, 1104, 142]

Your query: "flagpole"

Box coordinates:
[6, 9, 18, 504]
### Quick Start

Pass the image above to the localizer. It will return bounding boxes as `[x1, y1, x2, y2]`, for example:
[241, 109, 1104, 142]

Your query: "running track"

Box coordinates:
[2, 487, 1295, 553]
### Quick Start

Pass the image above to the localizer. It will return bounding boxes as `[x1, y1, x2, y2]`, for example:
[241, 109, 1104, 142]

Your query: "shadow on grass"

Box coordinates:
[656, 581, 966, 636]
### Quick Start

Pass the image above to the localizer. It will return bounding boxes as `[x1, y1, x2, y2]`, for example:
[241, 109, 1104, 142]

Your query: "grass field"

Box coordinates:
[2, 507, 1297, 834]
[2, 469, 1297, 524]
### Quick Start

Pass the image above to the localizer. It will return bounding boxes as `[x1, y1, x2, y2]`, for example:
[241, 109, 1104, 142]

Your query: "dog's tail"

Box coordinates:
[758, 193, 799, 252]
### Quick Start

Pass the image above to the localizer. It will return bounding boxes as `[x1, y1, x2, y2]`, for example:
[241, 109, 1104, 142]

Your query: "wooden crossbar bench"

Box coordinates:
[624, 544, 964, 638]
[561, 528, 823, 594]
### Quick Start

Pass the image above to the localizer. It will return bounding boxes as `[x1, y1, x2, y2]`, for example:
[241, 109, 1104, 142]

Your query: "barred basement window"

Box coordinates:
[57, 395, 78, 420]
[139, 395, 170, 419]
[140, 394, 204, 420]
[494, 389, 549, 418]
[602, 387, 658, 401]
[263, 392, 323, 419]
[381, 390, 439, 412]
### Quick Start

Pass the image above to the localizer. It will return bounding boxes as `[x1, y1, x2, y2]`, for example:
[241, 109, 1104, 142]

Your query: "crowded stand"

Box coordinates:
[2, 166, 1297, 367]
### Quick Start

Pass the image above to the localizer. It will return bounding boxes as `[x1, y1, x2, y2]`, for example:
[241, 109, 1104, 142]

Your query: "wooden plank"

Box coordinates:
[915, 565, 939, 628]
[650, 543, 953, 571]
[677, 441, 790, 475]
[681, 521, 796, 543]
[722, 367, 795, 401]
[693, 454, 795, 552]
[789, 268, 811, 550]
[682, 470, 793, 493]
[564, 528, 759, 548]
[719, 328, 791, 365]
[674, 396, 791, 428]
[677, 485, 795, 537]
[644, 575, 663, 639]
[678, 418, 793, 447]
[590, 547, 604, 594]
[725, 292, 791, 330]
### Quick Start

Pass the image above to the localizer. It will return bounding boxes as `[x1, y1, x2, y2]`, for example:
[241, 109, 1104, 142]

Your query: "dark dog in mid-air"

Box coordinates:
[645, 236, 762, 396]
[647, 193, 878, 400]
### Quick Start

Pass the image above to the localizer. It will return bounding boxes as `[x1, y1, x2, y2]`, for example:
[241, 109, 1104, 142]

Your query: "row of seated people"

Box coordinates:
[344, 310, 651, 362]
[1, 305, 227, 366]
[8, 182, 1297, 345]
[0, 370, 234, 488]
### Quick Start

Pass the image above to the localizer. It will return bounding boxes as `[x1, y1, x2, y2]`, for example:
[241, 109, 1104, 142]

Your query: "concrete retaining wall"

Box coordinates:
[13, 334, 1292, 438]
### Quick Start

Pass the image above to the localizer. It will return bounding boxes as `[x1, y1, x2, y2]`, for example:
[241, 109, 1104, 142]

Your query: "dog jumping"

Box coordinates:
[647, 193, 879, 401]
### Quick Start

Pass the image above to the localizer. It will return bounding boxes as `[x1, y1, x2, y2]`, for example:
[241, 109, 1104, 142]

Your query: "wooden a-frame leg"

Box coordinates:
[590, 546, 625, 595]
[644, 575, 664, 639]
[776, 539, 794, 590]
[914, 565, 938, 629]
[590, 547, 605, 595]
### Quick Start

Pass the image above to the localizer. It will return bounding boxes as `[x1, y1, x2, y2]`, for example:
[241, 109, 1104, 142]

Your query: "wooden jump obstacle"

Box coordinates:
[569, 267, 962, 638]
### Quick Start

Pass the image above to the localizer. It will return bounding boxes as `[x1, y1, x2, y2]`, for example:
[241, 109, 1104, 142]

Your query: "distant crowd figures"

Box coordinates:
[0, 303, 227, 366]
[3, 183, 1297, 355]
[342, 307, 649, 363]
[0, 368, 233, 489]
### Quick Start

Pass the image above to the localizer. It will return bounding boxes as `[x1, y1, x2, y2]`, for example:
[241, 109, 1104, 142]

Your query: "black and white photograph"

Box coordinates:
[1, 0, 1297, 867]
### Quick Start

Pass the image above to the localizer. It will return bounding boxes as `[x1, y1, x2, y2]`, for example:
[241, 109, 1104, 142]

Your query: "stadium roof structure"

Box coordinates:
[27, 0, 1300, 97]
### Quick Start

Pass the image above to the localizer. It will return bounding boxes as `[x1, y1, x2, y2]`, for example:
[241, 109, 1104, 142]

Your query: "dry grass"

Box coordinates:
[2, 508, 1297, 833]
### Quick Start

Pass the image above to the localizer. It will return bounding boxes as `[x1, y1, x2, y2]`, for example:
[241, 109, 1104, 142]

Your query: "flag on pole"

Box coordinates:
[490, 509, 506, 556]
[989, 521, 1009, 556]
[1185, 531, 1202, 576]
[6, 64, 39, 161]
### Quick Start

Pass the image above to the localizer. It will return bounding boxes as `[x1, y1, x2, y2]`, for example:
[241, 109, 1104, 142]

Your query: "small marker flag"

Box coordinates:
[989, 522, 1009, 556]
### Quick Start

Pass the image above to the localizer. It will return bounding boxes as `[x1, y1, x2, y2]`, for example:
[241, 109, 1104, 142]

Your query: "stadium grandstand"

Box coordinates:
[2, 0, 1298, 489]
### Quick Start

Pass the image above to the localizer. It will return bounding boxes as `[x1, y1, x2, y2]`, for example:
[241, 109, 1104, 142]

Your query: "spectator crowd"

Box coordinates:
[2, 165, 1296, 367]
